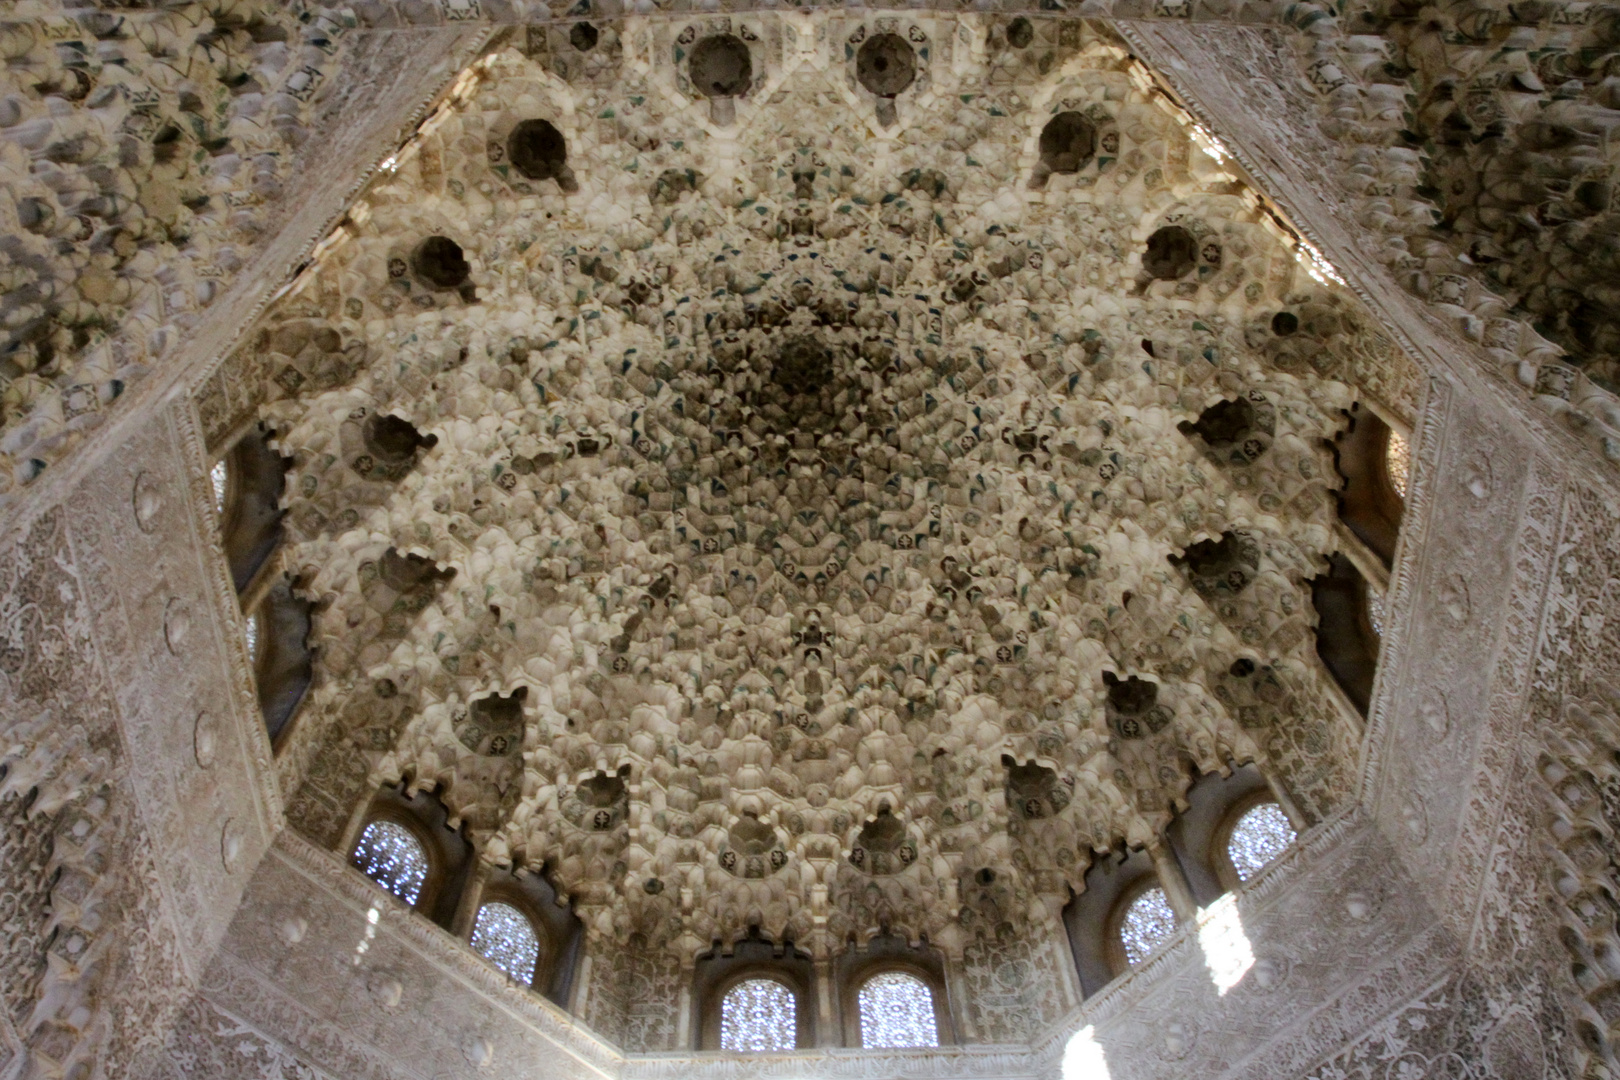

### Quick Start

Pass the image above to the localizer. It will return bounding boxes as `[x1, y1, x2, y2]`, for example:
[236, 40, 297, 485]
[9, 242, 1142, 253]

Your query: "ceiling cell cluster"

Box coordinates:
[197, 11, 1414, 1006]
[0, 3, 367, 496]
[5, 1, 1620, 1076]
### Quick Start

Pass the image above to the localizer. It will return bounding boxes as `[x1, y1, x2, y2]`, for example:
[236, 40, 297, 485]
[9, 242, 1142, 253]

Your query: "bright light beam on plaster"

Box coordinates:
[1197, 893, 1255, 995]
[353, 903, 380, 965]
[1295, 240, 1347, 287]
[1062, 1025, 1113, 1080]
[1126, 54, 1350, 291]
[1189, 123, 1230, 165]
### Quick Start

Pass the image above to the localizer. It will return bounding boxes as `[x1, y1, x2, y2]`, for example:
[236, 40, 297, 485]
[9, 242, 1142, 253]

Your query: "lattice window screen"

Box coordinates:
[1387, 430, 1411, 499]
[858, 971, 938, 1048]
[1227, 803, 1296, 882]
[472, 901, 540, 984]
[211, 460, 227, 511]
[1120, 886, 1176, 965]
[720, 978, 797, 1052]
[353, 821, 428, 905]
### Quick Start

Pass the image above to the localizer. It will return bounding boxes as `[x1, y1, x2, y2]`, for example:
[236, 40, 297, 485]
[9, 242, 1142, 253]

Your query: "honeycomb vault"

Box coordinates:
[5, 0, 1619, 1076]
[197, 16, 1425, 1038]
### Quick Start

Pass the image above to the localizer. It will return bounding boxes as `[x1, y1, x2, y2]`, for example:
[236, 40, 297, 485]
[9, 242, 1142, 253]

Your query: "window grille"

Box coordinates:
[211, 460, 228, 512]
[719, 977, 796, 1052]
[1386, 431, 1410, 499]
[1119, 886, 1176, 965]
[1367, 586, 1386, 636]
[471, 901, 540, 985]
[1227, 802, 1296, 882]
[858, 971, 938, 1048]
[354, 821, 428, 905]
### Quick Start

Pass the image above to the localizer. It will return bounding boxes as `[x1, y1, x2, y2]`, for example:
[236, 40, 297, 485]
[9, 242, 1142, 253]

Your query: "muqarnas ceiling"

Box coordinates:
[0, 3, 366, 495]
[213, 14, 1417, 978]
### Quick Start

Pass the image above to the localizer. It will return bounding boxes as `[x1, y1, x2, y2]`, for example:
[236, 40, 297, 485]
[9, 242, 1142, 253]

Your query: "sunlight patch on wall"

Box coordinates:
[1197, 894, 1254, 995]
[1062, 1025, 1113, 1080]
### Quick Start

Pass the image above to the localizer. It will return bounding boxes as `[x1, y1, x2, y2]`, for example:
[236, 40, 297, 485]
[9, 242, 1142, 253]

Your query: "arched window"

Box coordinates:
[1310, 551, 1381, 716]
[1330, 405, 1404, 567]
[353, 821, 429, 906]
[471, 901, 540, 985]
[1226, 802, 1297, 883]
[1118, 886, 1177, 966]
[1065, 845, 1171, 994]
[719, 978, 797, 1052]
[352, 785, 476, 930]
[252, 577, 314, 744]
[1165, 763, 1304, 902]
[857, 971, 938, 1049]
[216, 423, 290, 594]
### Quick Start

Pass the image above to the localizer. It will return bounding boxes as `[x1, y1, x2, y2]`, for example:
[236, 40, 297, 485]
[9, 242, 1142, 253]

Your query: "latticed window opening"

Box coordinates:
[1367, 586, 1386, 636]
[471, 901, 540, 985]
[1119, 886, 1176, 966]
[1227, 803, 1297, 882]
[858, 971, 938, 1048]
[354, 821, 428, 905]
[719, 978, 797, 1052]
[211, 459, 228, 512]
[244, 610, 260, 661]
[1387, 430, 1410, 499]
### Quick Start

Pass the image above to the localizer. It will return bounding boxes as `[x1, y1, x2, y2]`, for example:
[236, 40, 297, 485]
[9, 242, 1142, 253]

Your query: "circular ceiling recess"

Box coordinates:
[856, 33, 918, 98]
[689, 34, 753, 98]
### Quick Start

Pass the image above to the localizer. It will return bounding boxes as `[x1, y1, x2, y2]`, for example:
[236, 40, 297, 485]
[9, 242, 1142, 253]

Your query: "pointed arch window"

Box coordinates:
[353, 821, 429, 906]
[1226, 802, 1296, 883]
[471, 901, 541, 985]
[1118, 885, 1177, 966]
[215, 423, 290, 594]
[720, 978, 797, 1052]
[857, 971, 939, 1049]
[249, 578, 313, 744]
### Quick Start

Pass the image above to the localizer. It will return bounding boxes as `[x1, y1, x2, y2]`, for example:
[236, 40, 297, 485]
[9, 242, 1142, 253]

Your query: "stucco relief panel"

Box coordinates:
[1519, 481, 1620, 1078]
[1075, 819, 1454, 1080]
[1360, 386, 1539, 924]
[64, 398, 278, 966]
[0, 504, 197, 1080]
[152, 997, 334, 1080]
[199, 834, 619, 1080]
[1302, 968, 1567, 1080]
[961, 926, 1069, 1045]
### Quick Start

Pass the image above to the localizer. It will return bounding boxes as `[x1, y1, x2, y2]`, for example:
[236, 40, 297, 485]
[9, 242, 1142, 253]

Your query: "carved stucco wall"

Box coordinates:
[147, 831, 620, 1080]
[126, 374, 1602, 1080]
[3, 7, 1620, 1080]
[127, 366, 1614, 1080]
[0, 396, 283, 1080]
[0, 5, 489, 527]
[1065, 376, 1578, 1080]
[1121, 19, 1620, 489]
[1120, 28, 1617, 1075]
